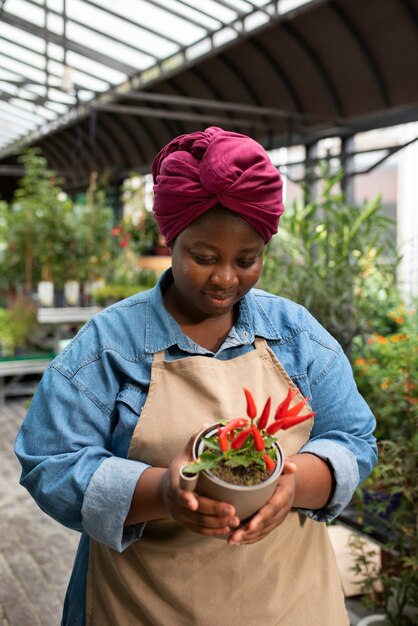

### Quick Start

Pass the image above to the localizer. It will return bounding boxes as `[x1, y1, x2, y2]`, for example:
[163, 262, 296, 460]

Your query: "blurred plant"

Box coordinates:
[112, 209, 162, 256]
[351, 306, 418, 624]
[0, 149, 74, 296]
[69, 172, 115, 284]
[260, 164, 399, 358]
[91, 271, 157, 306]
[0, 298, 37, 356]
[353, 306, 417, 441]
[112, 173, 164, 257]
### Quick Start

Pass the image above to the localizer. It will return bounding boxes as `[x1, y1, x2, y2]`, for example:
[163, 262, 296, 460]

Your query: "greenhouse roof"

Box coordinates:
[1, 0, 418, 192]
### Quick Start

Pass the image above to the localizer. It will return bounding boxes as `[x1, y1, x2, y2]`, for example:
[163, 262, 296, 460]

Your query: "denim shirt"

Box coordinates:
[15, 270, 376, 624]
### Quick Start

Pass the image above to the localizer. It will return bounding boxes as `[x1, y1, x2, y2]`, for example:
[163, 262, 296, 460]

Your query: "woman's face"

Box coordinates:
[169, 207, 265, 322]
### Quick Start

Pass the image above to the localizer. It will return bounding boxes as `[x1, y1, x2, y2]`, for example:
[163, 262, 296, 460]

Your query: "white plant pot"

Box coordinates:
[64, 280, 80, 306]
[37, 281, 54, 307]
[180, 423, 284, 522]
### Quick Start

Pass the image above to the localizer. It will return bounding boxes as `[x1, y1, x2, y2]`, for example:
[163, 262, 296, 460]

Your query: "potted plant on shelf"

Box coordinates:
[180, 387, 314, 522]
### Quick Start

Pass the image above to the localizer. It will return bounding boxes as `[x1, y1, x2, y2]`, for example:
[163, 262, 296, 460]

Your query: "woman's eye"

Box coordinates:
[237, 258, 256, 268]
[193, 255, 216, 264]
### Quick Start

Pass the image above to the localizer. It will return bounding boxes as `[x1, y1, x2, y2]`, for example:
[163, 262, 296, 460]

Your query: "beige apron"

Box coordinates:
[86, 339, 348, 625]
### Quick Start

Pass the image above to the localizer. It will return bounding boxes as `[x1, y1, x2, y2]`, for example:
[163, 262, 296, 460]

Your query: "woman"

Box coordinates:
[15, 127, 377, 625]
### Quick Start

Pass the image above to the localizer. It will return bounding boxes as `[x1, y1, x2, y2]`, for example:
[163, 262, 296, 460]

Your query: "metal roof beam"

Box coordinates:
[144, 0, 216, 32]
[121, 91, 314, 121]
[81, 0, 185, 48]
[20, 0, 159, 63]
[95, 102, 269, 129]
[0, 11, 137, 75]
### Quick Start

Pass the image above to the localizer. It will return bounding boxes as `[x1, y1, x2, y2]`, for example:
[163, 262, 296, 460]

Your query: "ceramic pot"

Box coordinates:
[180, 423, 284, 522]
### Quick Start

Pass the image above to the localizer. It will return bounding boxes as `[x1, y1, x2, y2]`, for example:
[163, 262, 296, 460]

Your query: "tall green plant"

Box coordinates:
[260, 166, 399, 356]
[0, 148, 74, 294]
[69, 173, 115, 284]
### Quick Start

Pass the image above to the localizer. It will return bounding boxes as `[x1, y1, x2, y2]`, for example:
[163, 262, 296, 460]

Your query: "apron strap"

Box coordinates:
[153, 350, 165, 363]
[254, 337, 268, 350]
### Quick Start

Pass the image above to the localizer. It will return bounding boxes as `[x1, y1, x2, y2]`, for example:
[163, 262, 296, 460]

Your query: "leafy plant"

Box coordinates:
[353, 306, 417, 442]
[260, 165, 399, 358]
[350, 306, 418, 623]
[69, 175, 115, 284]
[91, 281, 152, 306]
[0, 149, 75, 294]
[111, 210, 161, 256]
[0, 298, 37, 356]
[182, 387, 313, 485]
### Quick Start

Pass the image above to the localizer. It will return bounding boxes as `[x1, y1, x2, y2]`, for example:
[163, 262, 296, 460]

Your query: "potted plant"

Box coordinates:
[180, 387, 314, 522]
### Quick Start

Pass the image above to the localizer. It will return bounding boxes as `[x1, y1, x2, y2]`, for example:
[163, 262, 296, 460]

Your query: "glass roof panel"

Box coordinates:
[0, 0, 314, 155]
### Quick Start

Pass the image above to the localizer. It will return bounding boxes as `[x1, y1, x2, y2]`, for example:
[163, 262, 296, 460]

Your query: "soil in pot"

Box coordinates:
[207, 459, 273, 486]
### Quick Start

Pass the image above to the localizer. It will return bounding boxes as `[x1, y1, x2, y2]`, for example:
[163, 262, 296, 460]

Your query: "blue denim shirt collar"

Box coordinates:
[145, 269, 281, 355]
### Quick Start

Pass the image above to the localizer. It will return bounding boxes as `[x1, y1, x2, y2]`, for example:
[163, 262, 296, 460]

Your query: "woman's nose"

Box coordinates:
[210, 265, 238, 288]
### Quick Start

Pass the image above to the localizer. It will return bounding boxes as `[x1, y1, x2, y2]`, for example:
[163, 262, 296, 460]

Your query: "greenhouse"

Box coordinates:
[0, 1, 417, 625]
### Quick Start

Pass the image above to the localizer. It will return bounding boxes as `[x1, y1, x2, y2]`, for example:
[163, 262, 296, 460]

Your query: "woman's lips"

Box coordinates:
[204, 292, 236, 305]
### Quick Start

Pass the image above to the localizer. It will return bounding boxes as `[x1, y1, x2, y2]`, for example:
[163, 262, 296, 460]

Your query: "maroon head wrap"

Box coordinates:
[152, 126, 284, 243]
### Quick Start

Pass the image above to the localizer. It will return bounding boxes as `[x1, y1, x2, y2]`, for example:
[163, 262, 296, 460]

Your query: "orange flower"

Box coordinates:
[396, 316, 404, 324]
[355, 358, 367, 367]
[390, 334, 407, 342]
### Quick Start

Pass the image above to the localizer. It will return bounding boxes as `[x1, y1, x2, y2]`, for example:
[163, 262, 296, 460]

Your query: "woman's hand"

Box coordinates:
[159, 432, 241, 537]
[226, 460, 297, 545]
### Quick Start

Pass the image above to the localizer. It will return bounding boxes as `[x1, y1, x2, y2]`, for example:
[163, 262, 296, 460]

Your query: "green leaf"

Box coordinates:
[200, 437, 220, 451]
[182, 453, 220, 474]
[225, 455, 251, 468]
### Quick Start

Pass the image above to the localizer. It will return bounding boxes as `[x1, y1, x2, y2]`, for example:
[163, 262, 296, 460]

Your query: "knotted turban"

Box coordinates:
[152, 126, 284, 243]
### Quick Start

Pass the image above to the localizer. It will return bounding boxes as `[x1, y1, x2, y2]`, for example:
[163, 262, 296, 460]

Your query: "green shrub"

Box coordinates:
[260, 166, 398, 357]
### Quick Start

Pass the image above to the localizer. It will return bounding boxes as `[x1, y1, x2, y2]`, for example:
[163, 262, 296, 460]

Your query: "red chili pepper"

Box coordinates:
[279, 411, 315, 430]
[251, 425, 265, 451]
[263, 454, 276, 472]
[257, 396, 271, 430]
[218, 427, 229, 452]
[220, 418, 248, 438]
[267, 411, 315, 435]
[266, 420, 283, 436]
[286, 396, 311, 417]
[243, 388, 257, 419]
[231, 428, 252, 450]
[274, 388, 299, 421]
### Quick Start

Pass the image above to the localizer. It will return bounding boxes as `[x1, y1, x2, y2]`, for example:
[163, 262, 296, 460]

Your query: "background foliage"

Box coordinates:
[260, 165, 399, 357]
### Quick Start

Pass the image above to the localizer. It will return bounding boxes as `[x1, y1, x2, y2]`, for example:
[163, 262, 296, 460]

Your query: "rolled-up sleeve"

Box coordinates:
[15, 366, 150, 552]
